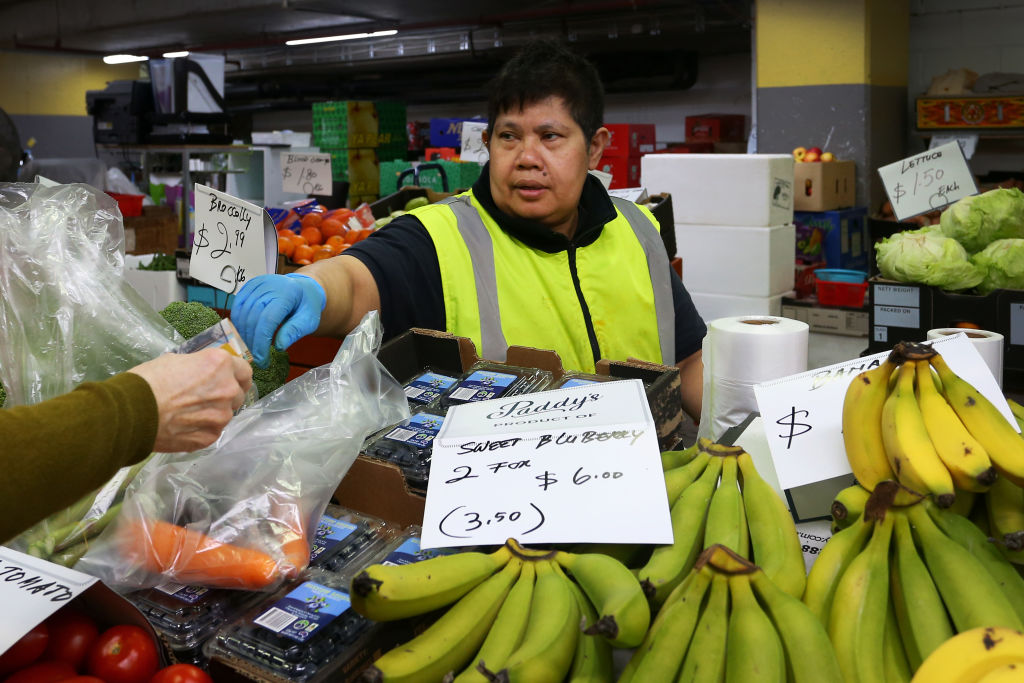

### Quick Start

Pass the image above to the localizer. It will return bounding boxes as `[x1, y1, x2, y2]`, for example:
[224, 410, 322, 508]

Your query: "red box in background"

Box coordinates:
[424, 147, 458, 161]
[597, 155, 641, 189]
[603, 123, 656, 157]
[685, 114, 746, 142]
[656, 142, 716, 154]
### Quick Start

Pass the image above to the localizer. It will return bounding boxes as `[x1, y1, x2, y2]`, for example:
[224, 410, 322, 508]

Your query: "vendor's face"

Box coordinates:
[484, 96, 608, 238]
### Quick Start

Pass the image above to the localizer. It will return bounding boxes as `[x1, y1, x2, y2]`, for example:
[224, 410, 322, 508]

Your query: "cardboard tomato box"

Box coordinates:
[685, 114, 746, 142]
[596, 155, 641, 189]
[603, 123, 656, 157]
[793, 161, 855, 211]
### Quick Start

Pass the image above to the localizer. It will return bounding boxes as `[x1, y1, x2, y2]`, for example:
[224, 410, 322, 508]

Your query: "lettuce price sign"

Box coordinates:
[877, 141, 978, 221]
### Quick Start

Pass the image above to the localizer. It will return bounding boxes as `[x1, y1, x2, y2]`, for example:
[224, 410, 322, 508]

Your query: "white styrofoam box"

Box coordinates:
[123, 269, 186, 312]
[689, 291, 791, 323]
[641, 154, 794, 227]
[676, 223, 795, 297]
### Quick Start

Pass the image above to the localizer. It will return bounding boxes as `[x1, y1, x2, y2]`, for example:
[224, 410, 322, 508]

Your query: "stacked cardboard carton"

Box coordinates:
[597, 123, 655, 189]
[641, 154, 796, 322]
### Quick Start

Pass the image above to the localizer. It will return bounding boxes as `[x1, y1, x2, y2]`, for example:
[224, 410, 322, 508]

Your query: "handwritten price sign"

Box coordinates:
[420, 380, 672, 548]
[281, 152, 332, 195]
[190, 185, 277, 295]
[877, 141, 978, 221]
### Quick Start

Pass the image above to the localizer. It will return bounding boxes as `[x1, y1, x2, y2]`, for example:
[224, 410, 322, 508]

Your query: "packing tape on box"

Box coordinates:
[698, 316, 809, 440]
[926, 328, 1004, 388]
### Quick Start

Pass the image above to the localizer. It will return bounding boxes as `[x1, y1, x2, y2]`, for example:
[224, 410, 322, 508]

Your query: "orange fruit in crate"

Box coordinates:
[300, 226, 323, 246]
[293, 258, 312, 266]
[300, 213, 323, 229]
[293, 243, 315, 263]
[325, 234, 346, 251]
[312, 245, 336, 262]
[321, 218, 345, 239]
[277, 235, 295, 258]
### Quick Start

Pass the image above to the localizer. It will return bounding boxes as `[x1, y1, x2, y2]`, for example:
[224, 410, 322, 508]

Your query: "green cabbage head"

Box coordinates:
[939, 187, 1024, 253]
[971, 238, 1024, 294]
[875, 226, 983, 290]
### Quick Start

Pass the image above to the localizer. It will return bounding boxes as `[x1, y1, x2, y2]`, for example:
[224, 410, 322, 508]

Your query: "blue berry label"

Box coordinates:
[447, 370, 518, 403]
[382, 537, 455, 566]
[404, 372, 457, 404]
[253, 582, 350, 643]
[155, 582, 210, 605]
[384, 412, 444, 449]
[560, 378, 600, 388]
[311, 516, 357, 561]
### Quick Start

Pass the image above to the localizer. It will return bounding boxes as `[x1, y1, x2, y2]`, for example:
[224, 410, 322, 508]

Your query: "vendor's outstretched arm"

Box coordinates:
[676, 348, 703, 425]
[299, 254, 381, 337]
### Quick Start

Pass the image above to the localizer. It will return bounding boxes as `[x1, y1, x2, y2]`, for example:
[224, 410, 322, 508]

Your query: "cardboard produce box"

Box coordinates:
[782, 296, 869, 337]
[312, 100, 407, 148]
[124, 205, 179, 255]
[793, 161, 855, 212]
[794, 207, 869, 271]
[684, 114, 746, 142]
[603, 123, 656, 157]
[675, 223, 796, 297]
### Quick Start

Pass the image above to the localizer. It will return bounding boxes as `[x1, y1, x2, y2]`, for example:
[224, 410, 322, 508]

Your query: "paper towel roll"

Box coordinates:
[927, 328, 1004, 387]
[698, 316, 810, 440]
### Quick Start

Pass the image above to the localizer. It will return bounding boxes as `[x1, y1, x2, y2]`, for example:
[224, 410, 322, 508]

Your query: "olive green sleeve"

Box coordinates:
[0, 373, 158, 543]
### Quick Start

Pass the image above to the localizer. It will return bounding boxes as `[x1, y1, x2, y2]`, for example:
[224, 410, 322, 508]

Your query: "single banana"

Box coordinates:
[664, 450, 711, 505]
[925, 500, 1024, 623]
[737, 451, 806, 598]
[498, 559, 580, 683]
[567, 542, 649, 569]
[677, 573, 730, 683]
[638, 455, 723, 605]
[890, 511, 954, 671]
[563, 568, 614, 683]
[831, 484, 871, 530]
[703, 455, 748, 556]
[827, 514, 894, 683]
[750, 568, 843, 683]
[906, 503, 1024, 631]
[987, 475, 1024, 564]
[910, 626, 1024, 683]
[453, 561, 535, 683]
[620, 568, 711, 683]
[367, 557, 522, 683]
[976, 662, 1024, 683]
[350, 545, 512, 621]
[930, 353, 1024, 487]
[1008, 397, 1024, 424]
[915, 360, 997, 492]
[948, 489, 978, 518]
[725, 572, 785, 683]
[662, 443, 699, 471]
[553, 549, 650, 648]
[883, 593, 913, 683]
[882, 361, 957, 506]
[802, 515, 873, 622]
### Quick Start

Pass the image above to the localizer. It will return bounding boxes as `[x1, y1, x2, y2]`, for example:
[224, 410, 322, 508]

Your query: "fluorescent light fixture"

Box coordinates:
[162, 51, 190, 58]
[103, 54, 148, 64]
[286, 29, 397, 46]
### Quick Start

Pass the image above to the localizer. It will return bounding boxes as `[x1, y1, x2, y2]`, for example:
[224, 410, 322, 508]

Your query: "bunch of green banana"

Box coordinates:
[353, 537, 646, 682]
[636, 438, 806, 606]
[986, 474, 1024, 563]
[623, 544, 842, 683]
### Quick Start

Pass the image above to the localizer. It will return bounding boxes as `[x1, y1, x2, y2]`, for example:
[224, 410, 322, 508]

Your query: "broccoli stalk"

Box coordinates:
[159, 301, 290, 398]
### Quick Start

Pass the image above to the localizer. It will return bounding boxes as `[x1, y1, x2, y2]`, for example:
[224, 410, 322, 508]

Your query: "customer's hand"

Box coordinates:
[230, 273, 326, 367]
[129, 348, 253, 452]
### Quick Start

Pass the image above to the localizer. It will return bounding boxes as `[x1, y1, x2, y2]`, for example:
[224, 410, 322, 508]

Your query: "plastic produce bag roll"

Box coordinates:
[698, 316, 809, 440]
[927, 328, 1004, 388]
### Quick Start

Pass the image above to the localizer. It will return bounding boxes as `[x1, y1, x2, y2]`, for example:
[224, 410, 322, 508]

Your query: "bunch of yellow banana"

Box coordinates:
[622, 544, 842, 683]
[806, 483, 1024, 681]
[351, 537, 647, 682]
[911, 626, 1024, 683]
[637, 438, 806, 606]
[842, 342, 1022, 509]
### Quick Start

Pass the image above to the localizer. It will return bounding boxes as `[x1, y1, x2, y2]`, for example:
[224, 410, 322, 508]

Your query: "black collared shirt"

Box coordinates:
[345, 163, 707, 363]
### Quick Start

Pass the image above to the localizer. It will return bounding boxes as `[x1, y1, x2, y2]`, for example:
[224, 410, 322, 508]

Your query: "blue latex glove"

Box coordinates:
[230, 273, 326, 367]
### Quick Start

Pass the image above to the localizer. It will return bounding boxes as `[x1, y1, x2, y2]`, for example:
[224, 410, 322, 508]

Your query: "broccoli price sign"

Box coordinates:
[877, 141, 978, 221]
[421, 380, 672, 549]
[191, 184, 278, 295]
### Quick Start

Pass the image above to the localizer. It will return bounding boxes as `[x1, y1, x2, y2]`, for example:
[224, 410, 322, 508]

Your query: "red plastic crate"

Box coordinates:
[107, 192, 144, 217]
[816, 279, 868, 307]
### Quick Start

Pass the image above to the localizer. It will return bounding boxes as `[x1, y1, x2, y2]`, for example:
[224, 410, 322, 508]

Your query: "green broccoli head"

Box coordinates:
[159, 301, 222, 340]
[253, 346, 291, 398]
[0, 381, 5, 408]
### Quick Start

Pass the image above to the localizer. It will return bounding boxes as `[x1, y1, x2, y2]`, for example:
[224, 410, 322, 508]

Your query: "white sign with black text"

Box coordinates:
[281, 152, 332, 195]
[877, 141, 978, 221]
[420, 380, 672, 549]
[190, 184, 277, 295]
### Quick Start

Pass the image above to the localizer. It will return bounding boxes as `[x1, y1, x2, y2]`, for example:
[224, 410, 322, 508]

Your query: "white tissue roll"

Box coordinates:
[927, 328, 1004, 388]
[698, 316, 810, 440]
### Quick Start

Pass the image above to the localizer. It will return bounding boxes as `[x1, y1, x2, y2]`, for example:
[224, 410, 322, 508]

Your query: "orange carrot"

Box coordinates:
[268, 496, 309, 579]
[122, 519, 280, 590]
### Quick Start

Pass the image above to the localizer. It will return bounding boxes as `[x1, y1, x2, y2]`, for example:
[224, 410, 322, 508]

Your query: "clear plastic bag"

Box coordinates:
[76, 312, 410, 592]
[0, 182, 181, 406]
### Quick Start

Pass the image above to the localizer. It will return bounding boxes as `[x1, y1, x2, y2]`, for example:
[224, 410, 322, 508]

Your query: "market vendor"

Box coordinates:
[232, 38, 706, 421]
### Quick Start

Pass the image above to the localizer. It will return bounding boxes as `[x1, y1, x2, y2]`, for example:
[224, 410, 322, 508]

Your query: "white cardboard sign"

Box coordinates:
[753, 333, 1013, 492]
[190, 184, 277, 295]
[459, 121, 489, 163]
[420, 380, 672, 549]
[877, 141, 978, 221]
[281, 152, 332, 195]
[0, 547, 97, 653]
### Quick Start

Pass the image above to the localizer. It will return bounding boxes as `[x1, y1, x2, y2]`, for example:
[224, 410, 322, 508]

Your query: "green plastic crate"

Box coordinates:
[379, 160, 483, 195]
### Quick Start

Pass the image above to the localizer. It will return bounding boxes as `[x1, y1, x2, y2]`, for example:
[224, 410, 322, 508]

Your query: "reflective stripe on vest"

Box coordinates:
[419, 192, 673, 370]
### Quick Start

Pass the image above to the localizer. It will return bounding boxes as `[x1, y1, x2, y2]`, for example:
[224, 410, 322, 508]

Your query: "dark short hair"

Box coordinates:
[486, 38, 605, 141]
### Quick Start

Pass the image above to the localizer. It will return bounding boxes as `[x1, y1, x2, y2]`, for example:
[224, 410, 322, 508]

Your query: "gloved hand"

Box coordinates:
[230, 273, 326, 368]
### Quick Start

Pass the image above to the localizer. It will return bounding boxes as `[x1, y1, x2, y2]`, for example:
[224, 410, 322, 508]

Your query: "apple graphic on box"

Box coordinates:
[821, 152, 835, 162]
[792, 146, 807, 162]
[804, 147, 822, 162]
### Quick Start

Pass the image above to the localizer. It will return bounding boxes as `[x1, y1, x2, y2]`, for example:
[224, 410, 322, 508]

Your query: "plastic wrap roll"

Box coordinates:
[698, 316, 810, 440]
[927, 328, 1004, 388]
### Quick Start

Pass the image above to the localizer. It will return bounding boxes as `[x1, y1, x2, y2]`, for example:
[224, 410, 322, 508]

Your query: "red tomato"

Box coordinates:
[62, 678, 106, 683]
[2, 659, 75, 683]
[149, 663, 213, 683]
[0, 622, 49, 674]
[86, 625, 158, 683]
[44, 609, 99, 671]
